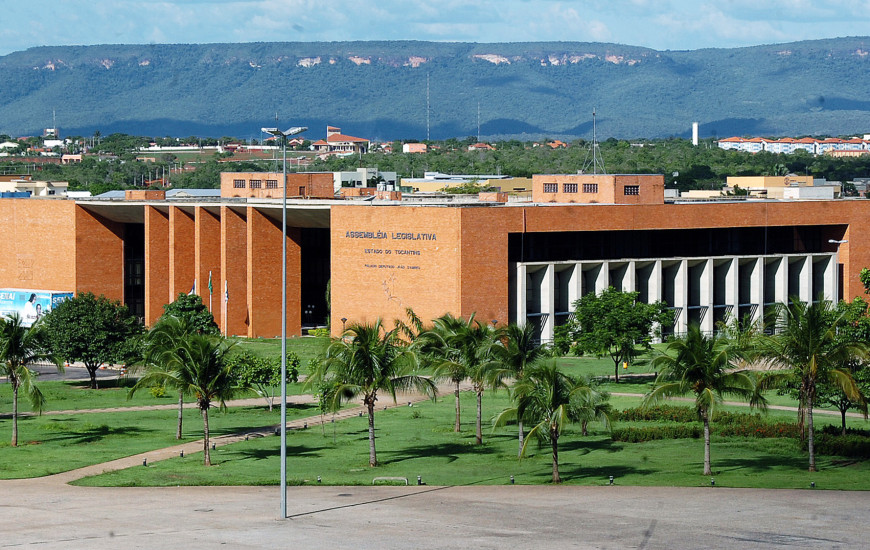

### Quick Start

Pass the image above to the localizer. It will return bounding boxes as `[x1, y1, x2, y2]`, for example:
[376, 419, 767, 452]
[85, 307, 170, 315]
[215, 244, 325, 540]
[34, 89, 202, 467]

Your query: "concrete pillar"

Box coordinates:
[797, 256, 812, 304]
[144, 206, 169, 326]
[541, 264, 555, 344]
[195, 207, 221, 326]
[516, 264, 527, 324]
[725, 257, 738, 324]
[568, 263, 582, 312]
[825, 253, 837, 302]
[626, 261, 637, 293]
[674, 260, 688, 334]
[596, 261, 609, 294]
[751, 257, 764, 325]
[168, 206, 195, 301]
[221, 206, 247, 337]
[701, 258, 714, 334]
[773, 257, 788, 305]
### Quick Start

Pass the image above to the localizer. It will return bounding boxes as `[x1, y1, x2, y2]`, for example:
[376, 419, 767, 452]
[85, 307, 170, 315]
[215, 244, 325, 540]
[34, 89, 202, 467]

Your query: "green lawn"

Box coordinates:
[74, 390, 870, 489]
[0, 403, 318, 479]
[0, 377, 309, 412]
[231, 335, 329, 365]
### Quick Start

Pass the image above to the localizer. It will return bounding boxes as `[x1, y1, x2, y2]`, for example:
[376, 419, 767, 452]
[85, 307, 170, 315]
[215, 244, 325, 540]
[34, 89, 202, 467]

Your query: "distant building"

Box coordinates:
[718, 136, 870, 155]
[402, 143, 428, 154]
[220, 172, 334, 199]
[0, 174, 68, 197]
[311, 126, 369, 155]
[468, 143, 495, 151]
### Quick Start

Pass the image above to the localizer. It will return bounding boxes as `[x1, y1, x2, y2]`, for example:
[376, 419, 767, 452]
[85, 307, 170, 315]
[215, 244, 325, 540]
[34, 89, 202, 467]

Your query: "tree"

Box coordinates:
[494, 323, 546, 456]
[162, 293, 219, 335]
[230, 351, 300, 411]
[132, 333, 238, 465]
[43, 293, 141, 389]
[0, 314, 58, 446]
[308, 320, 436, 467]
[420, 313, 501, 444]
[570, 287, 669, 382]
[758, 298, 868, 472]
[645, 324, 766, 476]
[494, 362, 610, 483]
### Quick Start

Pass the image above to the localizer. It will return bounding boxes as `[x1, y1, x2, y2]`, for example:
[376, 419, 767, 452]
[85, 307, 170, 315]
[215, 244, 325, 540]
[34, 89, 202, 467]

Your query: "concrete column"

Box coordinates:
[725, 258, 739, 324]
[626, 261, 637, 293]
[774, 257, 788, 305]
[674, 260, 688, 334]
[516, 264, 527, 324]
[596, 261, 609, 293]
[568, 263, 581, 312]
[144, 206, 169, 326]
[825, 253, 837, 302]
[701, 258, 714, 334]
[650, 260, 663, 303]
[798, 256, 812, 304]
[168, 206, 195, 301]
[195, 207, 221, 326]
[751, 257, 764, 325]
[541, 263, 555, 344]
[220, 206, 247, 337]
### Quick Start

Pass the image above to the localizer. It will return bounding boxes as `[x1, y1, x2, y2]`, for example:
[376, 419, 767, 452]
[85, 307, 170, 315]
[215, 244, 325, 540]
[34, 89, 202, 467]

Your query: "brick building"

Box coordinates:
[0, 173, 866, 342]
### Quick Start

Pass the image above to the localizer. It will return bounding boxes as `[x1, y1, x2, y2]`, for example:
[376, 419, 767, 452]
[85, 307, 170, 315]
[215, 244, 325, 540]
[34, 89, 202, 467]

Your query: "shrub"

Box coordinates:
[613, 405, 698, 423]
[713, 413, 801, 439]
[149, 385, 167, 398]
[611, 425, 702, 442]
[308, 328, 329, 337]
[814, 432, 870, 458]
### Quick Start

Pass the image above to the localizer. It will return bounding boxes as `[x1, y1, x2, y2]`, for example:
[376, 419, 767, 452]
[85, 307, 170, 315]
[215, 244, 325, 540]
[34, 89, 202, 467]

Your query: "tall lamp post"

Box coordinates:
[261, 125, 307, 519]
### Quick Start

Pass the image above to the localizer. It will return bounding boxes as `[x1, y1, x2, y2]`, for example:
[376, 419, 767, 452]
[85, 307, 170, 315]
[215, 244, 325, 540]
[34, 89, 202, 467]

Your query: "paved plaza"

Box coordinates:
[2, 481, 866, 549]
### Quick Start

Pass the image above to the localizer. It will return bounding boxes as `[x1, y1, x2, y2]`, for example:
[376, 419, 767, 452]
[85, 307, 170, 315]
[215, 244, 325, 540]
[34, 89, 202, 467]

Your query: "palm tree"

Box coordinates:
[421, 313, 501, 444]
[494, 362, 609, 483]
[645, 324, 767, 476]
[757, 298, 867, 472]
[494, 322, 545, 456]
[0, 314, 57, 446]
[136, 315, 194, 439]
[131, 333, 238, 465]
[309, 320, 436, 467]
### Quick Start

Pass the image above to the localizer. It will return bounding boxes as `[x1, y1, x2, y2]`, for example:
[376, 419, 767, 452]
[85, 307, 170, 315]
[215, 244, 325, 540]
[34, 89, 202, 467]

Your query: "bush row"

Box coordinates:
[611, 405, 698, 423]
[611, 425, 702, 442]
[813, 433, 870, 458]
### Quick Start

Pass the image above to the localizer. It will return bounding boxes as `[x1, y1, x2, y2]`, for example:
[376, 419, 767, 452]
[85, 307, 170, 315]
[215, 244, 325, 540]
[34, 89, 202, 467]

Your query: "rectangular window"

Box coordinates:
[266, 179, 278, 189]
[233, 179, 245, 189]
[250, 179, 262, 189]
[624, 185, 640, 196]
[563, 183, 578, 193]
[583, 183, 598, 193]
[299, 186, 306, 196]
[543, 183, 558, 193]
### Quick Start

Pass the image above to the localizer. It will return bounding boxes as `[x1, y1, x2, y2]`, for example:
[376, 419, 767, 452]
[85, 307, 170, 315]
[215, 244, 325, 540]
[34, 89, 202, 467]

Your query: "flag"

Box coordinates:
[208, 271, 213, 295]
[224, 280, 228, 303]
[188, 279, 196, 295]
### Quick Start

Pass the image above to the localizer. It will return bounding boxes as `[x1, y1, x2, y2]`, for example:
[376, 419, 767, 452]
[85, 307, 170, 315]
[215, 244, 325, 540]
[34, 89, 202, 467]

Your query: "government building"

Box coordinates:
[0, 172, 865, 342]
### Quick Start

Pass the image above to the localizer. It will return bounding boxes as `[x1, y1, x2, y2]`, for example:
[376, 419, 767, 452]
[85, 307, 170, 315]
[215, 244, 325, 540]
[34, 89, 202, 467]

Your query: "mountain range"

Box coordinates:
[1, 38, 869, 141]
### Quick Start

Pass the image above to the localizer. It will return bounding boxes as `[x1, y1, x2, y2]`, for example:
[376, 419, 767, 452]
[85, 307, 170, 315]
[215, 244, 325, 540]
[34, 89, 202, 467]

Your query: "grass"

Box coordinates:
[0, 403, 318, 479]
[231, 335, 329, 365]
[0, 377, 310, 412]
[74, 390, 870, 489]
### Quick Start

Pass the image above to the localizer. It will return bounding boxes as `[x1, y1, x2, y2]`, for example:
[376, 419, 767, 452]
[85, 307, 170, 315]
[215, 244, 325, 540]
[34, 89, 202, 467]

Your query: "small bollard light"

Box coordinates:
[609, 476, 614, 486]
[304, 422, 308, 429]
[358, 412, 363, 417]
[275, 428, 280, 436]
[417, 475, 422, 486]
[510, 475, 515, 484]
[180, 450, 184, 458]
[245, 435, 249, 441]
[317, 476, 322, 483]
[711, 478, 715, 487]
[408, 402, 412, 407]
[212, 442, 216, 450]
[811, 481, 815, 489]
[143, 458, 147, 466]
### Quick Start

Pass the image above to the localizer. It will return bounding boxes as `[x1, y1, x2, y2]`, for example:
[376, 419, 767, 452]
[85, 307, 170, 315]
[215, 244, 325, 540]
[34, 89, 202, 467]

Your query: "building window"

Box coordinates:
[563, 183, 578, 193]
[250, 179, 262, 189]
[233, 179, 245, 189]
[583, 183, 598, 193]
[624, 185, 640, 196]
[266, 179, 278, 189]
[543, 183, 558, 193]
[298, 186, 306, 196]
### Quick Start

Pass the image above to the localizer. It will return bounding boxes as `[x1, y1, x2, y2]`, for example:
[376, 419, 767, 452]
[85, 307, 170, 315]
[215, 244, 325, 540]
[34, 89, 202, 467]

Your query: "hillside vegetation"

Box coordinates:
[2, 39, 870, 140]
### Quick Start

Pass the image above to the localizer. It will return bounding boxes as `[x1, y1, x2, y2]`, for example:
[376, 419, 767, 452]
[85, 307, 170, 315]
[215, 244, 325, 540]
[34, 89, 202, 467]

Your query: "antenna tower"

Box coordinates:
[426, 73, 430, 141]
[477, 101, 480, 142]
[582, 109, 606, 175]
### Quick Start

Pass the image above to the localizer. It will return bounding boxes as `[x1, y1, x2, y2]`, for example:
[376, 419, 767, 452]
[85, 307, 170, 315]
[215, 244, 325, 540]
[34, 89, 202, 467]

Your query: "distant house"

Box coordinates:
[547, 140, 568, 149]
[468, 142, 494, 151]
[311, 126, 369, 155]
[402, 143, 428, 154]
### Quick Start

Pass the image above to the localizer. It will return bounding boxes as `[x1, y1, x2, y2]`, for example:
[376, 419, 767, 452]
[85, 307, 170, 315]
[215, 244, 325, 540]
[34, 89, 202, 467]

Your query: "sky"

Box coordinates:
[2, 0, 869, 56]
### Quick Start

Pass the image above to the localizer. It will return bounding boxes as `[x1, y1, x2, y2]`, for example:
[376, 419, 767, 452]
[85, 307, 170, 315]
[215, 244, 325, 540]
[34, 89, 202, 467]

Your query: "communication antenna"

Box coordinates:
[581, 109, 606, 175]
[426, 73, 430, 141]
[477, 101, 480, 142]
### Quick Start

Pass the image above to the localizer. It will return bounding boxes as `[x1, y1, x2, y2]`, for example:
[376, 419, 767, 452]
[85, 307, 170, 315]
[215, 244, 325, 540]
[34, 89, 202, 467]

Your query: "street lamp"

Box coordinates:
[340, 317, 347, 332]
[261, 125, 307, 520]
